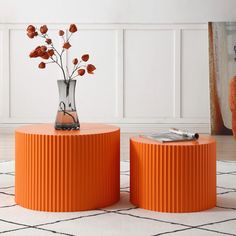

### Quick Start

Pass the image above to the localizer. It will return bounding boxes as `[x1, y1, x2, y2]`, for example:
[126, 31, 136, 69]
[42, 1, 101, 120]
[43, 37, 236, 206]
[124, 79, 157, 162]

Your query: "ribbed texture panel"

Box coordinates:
[130, 137, 216, 213]
[15, 125, 120, 212]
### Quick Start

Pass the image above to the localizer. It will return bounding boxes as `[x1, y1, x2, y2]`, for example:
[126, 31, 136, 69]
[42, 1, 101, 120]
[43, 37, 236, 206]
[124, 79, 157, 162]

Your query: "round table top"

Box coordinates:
[131, 135, 215, 146]
[15, 123, 120, 136]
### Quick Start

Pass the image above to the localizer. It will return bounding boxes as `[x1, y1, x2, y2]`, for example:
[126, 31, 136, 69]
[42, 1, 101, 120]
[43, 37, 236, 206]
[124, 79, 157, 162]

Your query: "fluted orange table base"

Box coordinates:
[15, 123, 120, 212]
[130, 136, 216, 213]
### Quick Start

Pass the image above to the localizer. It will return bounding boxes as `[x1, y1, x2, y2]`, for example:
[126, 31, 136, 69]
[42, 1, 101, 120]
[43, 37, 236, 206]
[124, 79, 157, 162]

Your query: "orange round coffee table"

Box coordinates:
[130, 136, 216, 213]
[15, 123, 120, 212]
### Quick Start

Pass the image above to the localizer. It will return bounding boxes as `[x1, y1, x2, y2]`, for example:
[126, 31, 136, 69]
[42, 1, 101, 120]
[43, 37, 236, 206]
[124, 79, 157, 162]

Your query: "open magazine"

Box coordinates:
[141, 128, 199, 143]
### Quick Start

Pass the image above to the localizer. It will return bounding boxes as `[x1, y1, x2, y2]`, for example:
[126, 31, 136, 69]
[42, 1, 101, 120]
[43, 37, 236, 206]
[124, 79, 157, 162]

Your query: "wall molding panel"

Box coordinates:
[0, 23, 210, 133]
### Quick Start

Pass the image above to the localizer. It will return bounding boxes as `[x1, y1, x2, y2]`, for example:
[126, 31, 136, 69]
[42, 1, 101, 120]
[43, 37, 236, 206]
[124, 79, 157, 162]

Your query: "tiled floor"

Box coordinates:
[0, 161, 235, 236]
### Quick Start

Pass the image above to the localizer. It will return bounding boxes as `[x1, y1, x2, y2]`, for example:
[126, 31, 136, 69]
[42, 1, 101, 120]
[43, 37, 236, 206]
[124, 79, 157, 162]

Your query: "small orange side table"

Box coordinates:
[130, 136, 216, 213]
[15, 123, 120, 212]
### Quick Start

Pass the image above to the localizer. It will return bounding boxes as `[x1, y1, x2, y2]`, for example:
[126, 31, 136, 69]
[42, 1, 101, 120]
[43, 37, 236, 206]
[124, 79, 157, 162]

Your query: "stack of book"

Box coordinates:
[141, 128, 199, 143]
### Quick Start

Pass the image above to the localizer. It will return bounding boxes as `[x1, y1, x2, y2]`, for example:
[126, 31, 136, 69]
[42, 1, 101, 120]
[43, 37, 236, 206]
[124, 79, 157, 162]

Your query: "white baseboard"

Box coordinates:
[0, 123, 210, 134]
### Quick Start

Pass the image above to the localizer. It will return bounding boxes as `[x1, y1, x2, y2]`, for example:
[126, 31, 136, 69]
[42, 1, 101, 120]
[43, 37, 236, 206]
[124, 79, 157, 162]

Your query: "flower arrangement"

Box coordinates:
[26, 23, 96, 81]
[26, 23, 96, 130]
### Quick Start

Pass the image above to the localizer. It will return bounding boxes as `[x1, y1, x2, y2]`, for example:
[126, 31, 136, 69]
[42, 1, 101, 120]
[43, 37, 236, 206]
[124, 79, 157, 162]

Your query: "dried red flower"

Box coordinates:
[27, 25, 36, 33]
[29, 50, 38, 58]
[45, 38, 52, 44]
[27, 23, 96, 76]
[81, 54, 89, 62]
[42, 52, 50, 59]
[38, 62, 46, 69]
[63, 42, 71, 49]
[59, 30, 64, 36]
[72, 58, 78, 65]
[78, 69, 85, 76]
[36, 47, 44, 57]
[47, 49, 54, 57]
[27, 32, 35, 38]
[87, 64, 96, 74]
[40, 25, 48, 34]
[40, 46, 47, 52]
[69, 24, 77, 33]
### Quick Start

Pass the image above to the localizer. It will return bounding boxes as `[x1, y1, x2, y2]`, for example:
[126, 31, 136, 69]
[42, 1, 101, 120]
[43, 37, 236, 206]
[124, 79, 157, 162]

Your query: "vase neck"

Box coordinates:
[57, 79, 77, 111]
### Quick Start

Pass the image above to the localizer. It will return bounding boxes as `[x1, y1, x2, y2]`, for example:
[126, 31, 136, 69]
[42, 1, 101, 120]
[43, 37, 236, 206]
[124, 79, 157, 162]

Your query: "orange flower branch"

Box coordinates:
[26, 23, 96, 82]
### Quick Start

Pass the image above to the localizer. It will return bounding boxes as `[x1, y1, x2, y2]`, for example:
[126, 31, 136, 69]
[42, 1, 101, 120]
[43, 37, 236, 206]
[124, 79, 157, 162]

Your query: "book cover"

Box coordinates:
[141, 128, 199, 143]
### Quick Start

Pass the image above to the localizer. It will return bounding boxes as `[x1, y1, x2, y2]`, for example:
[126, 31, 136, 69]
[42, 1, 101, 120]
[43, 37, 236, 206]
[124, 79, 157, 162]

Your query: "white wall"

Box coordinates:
[1, 0, 236, 133]
[1, 0, 236, 23]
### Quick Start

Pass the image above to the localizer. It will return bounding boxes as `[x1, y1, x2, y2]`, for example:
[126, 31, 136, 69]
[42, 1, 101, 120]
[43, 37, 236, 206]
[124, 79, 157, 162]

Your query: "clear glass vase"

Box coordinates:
[54, 80, 80, 130]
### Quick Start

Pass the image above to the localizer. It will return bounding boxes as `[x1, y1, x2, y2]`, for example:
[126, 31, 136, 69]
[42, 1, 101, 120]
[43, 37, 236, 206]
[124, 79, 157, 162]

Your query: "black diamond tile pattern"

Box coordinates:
[0, 160, 235, 236]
